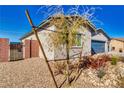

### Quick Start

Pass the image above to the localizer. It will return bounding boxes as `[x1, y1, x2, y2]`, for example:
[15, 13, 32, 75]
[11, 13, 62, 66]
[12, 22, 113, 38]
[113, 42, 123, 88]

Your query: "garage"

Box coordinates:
[91, 40, 105, 54]
[91, 29, 110, 54]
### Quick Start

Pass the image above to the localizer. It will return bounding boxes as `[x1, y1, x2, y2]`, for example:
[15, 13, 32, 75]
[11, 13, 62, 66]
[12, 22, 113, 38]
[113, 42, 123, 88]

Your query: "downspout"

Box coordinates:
[107, 40, 110, 52]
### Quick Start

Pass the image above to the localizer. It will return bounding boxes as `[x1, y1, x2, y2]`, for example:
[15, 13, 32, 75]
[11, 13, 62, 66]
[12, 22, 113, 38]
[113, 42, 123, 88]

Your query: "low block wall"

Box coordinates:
[0, 38, 9, 62]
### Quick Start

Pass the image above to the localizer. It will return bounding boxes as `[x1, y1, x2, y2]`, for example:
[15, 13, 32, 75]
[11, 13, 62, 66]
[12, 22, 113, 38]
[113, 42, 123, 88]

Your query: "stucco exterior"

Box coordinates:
[21, 16, 110, 60]
[21, 25, 92, 60]
[22, 26, 55, 60]
[110, 39, 124, 53]
[54, 26, 92, 60]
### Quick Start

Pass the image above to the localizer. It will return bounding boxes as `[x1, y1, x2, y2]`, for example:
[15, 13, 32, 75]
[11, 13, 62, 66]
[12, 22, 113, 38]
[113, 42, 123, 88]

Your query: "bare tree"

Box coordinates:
[36, 5, 102, 86]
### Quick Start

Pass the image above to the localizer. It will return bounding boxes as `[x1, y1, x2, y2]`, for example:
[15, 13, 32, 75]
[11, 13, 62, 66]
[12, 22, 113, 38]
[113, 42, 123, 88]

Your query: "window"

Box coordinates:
[119, 49, 123, 53]
[112, 47, 115, 51]
[73, 34, 82, 47]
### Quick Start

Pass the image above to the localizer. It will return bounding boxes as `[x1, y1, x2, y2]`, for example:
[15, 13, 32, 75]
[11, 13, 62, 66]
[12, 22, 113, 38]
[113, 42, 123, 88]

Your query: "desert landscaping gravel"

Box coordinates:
[0, 58, 65, 88]
[0, 57, 124, 88]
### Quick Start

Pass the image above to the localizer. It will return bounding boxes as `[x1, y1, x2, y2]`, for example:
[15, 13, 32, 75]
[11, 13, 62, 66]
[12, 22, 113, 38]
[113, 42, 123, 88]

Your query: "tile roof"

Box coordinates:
[112, 38, 124, 42]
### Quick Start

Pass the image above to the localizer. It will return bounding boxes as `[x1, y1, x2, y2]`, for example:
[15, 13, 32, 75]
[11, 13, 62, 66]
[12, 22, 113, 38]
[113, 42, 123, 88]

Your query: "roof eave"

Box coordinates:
[20, 16, 97, 40]
[97, 28, 110, 40]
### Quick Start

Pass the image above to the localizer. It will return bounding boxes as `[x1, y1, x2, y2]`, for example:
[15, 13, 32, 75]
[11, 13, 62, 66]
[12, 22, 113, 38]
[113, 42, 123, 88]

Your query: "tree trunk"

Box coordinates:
[25, 10, 58, 88]
[66, 32, 70, 85]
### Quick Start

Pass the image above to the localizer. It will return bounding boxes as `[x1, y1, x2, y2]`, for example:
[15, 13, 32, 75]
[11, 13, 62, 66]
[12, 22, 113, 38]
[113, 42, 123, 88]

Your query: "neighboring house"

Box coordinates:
[20, 16, 109, 60]
[0, 38, 9, 62]
[110, 38, 124, 53]
[91, 29, 110, 54]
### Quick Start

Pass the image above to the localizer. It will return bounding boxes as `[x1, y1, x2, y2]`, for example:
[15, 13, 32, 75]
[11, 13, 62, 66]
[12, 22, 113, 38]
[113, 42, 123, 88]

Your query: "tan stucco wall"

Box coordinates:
[110, 39, 124, 53]
[54, 26, 92, 59]
[22, 26, 55, 60]
[21, 25, 92, 60]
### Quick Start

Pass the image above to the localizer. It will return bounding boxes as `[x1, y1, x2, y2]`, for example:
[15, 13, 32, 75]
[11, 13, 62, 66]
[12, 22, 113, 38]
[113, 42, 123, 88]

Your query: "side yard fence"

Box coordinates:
[10, 42, 23, 61]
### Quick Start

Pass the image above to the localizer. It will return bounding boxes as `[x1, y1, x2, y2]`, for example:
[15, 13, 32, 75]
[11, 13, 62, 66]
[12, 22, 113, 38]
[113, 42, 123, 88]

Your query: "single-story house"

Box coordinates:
[110, 38, 124, 53]
[20, 16, 110, 60]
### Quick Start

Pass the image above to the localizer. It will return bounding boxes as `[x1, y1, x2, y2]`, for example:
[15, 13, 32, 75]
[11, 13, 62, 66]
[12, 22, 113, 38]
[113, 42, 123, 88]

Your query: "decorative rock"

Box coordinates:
[0, 57, 124, 88]
[118, 67, 124, 78]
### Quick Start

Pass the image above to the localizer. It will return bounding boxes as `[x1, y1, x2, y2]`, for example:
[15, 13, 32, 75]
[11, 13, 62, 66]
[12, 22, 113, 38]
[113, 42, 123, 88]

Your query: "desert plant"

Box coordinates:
[101, 54, 111, 62]
[69, 63, 78, 70]
[97, 69, 106, 79]
[111, 56, 118, 65]
[119, 57, 124, 62]
[76, 55, 108, 70]
[54, 62, 66, 75]
[78, 56, 91, 69]
[36, 5, 102, 85]
[118, 77, 124, 88]
[88, 55, 109, 69]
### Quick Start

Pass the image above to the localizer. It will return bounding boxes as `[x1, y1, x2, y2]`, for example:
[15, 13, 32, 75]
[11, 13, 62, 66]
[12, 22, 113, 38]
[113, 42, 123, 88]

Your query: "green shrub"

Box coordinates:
[111, 56, 118, 65]
[97, 69, 106, 79]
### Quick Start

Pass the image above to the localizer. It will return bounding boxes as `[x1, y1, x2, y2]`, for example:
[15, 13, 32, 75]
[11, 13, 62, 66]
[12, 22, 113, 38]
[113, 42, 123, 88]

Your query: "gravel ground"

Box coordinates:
[71, 62, 124, 88]
[0, 57, 123, 88]
[95, 52, 124, 57]
[0, 58, 65, 88]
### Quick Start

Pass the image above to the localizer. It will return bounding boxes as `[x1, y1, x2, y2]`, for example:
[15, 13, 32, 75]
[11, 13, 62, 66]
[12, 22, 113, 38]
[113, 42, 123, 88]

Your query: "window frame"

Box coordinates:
[72, 33, 83, 48]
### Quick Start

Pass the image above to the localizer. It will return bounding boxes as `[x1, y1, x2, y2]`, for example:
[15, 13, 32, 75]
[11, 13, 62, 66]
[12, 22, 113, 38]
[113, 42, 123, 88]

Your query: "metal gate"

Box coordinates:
[10, 42, 23, 61]
[24, 40, 39, 59]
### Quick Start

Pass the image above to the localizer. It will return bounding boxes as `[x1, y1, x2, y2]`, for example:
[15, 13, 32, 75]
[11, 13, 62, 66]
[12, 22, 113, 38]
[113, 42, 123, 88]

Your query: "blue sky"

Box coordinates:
[0, 5, 124, 42]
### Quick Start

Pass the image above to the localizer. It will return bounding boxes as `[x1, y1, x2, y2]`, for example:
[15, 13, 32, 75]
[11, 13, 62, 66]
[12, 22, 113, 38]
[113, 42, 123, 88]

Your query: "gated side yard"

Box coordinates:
[0, 38, 23, 62]
[10, 42, 23, 61]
